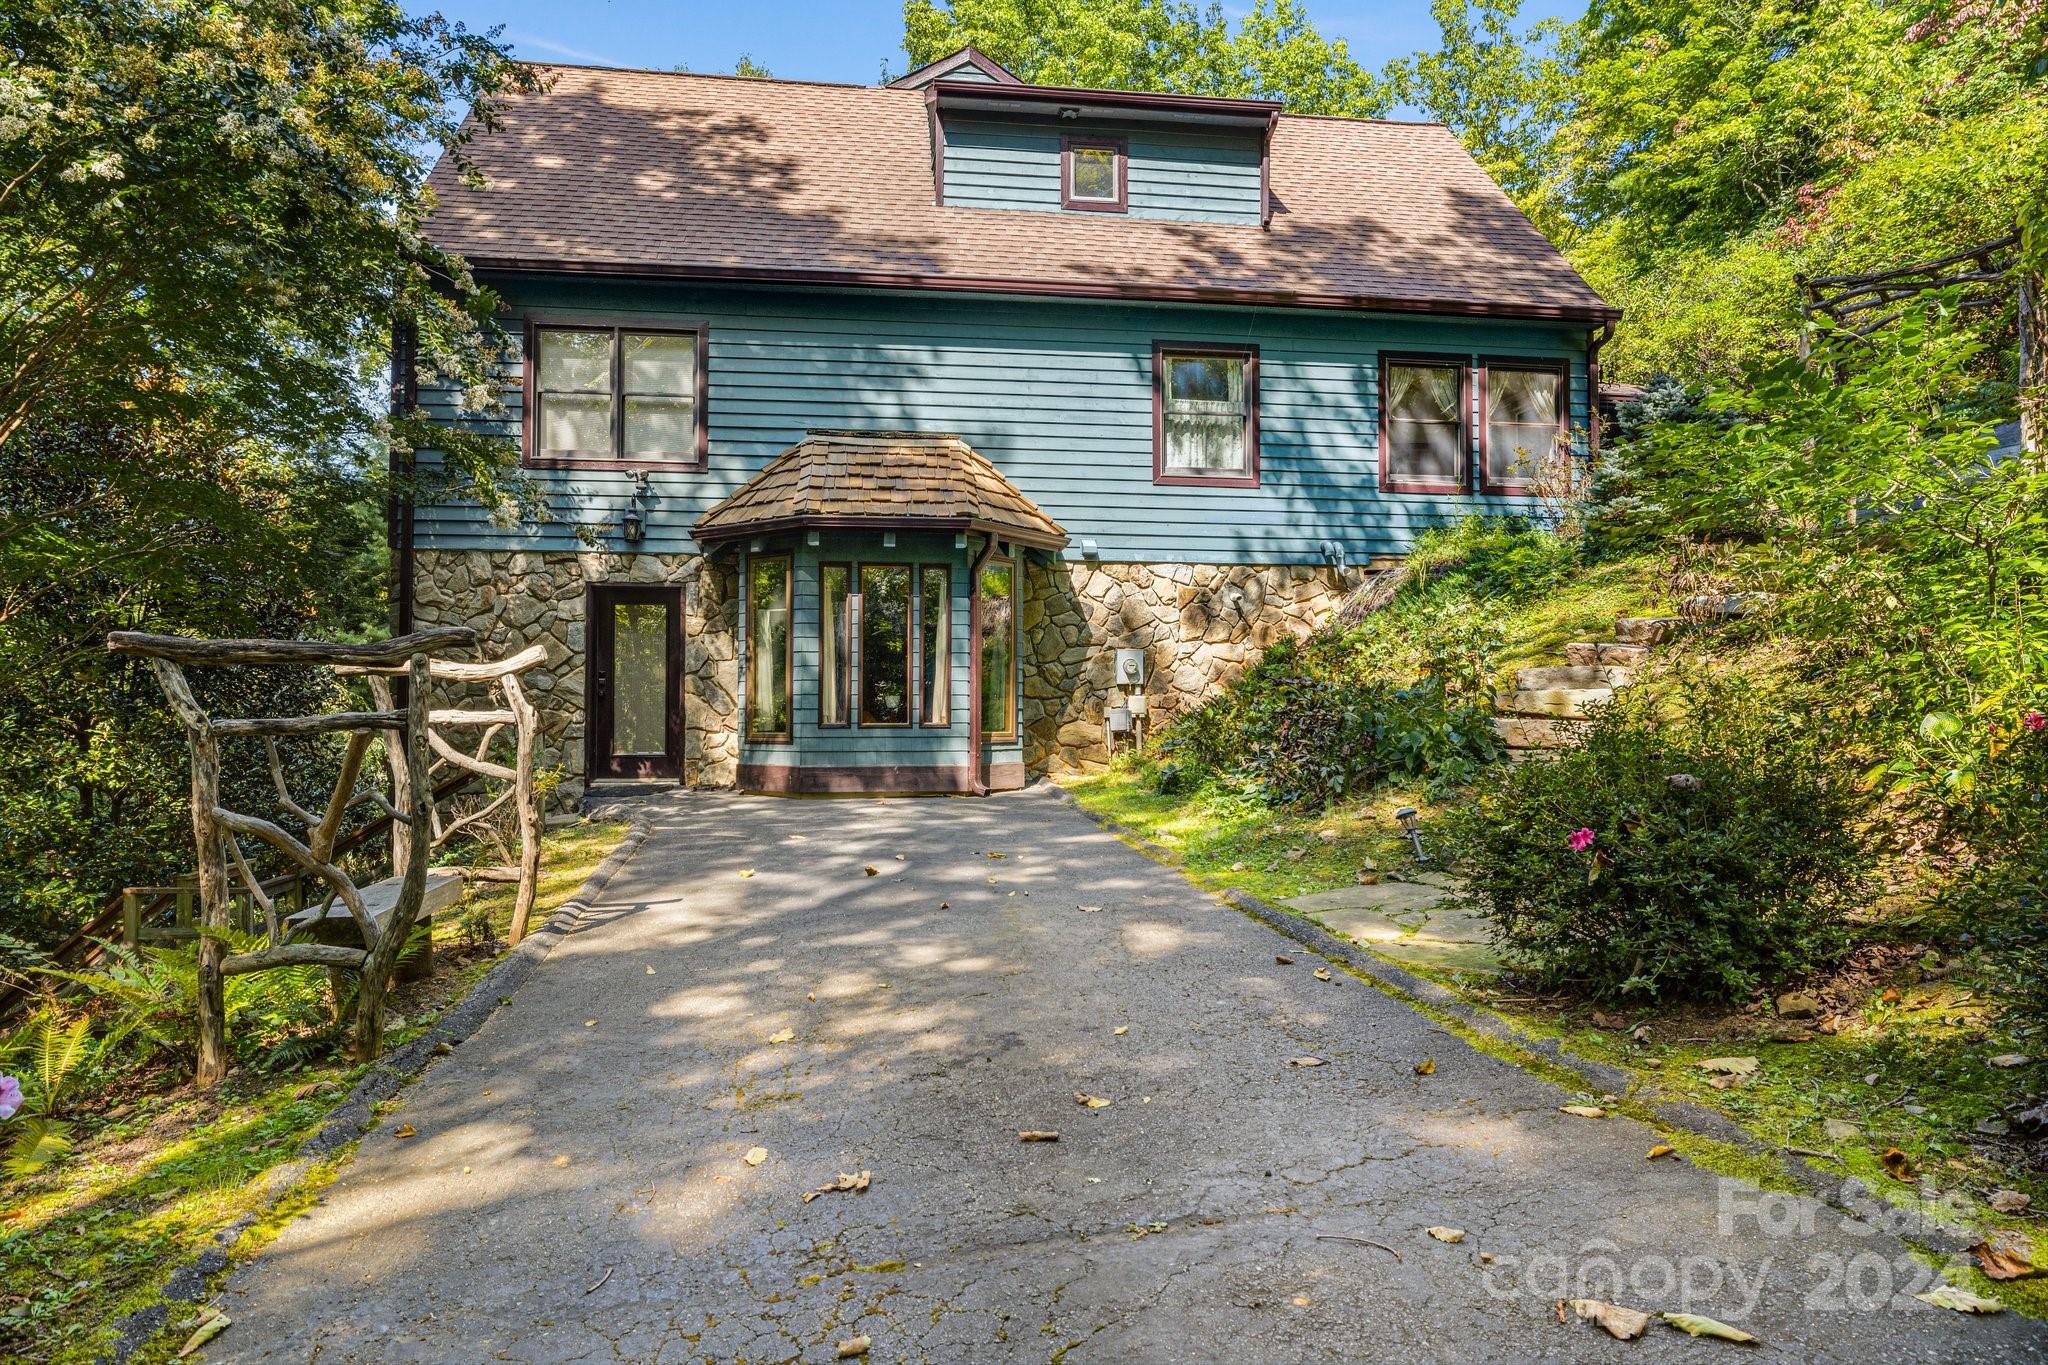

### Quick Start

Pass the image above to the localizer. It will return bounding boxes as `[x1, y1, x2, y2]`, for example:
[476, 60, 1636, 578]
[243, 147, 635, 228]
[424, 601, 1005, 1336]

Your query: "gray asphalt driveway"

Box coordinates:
[216, 788, 2045, 1362]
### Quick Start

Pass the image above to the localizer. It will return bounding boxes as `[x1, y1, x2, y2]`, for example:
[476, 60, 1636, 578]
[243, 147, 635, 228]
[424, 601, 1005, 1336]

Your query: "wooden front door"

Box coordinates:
[588, 586, 683, 780]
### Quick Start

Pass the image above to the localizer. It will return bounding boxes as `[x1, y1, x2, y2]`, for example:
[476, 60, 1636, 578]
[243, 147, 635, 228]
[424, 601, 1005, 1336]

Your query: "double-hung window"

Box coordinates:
[819, 564, 851, 727]
[1481, 359, 1567, 493]
[1154, 344, 1259, 486]
[859, 564, 912, 726]
[919, 567, 951, 728]
[527, 322, 708, 469]
[1380, 355, 1468, 493]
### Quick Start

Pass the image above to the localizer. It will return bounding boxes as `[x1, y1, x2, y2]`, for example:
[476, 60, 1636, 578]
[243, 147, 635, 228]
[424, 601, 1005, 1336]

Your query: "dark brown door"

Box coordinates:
[588, 585, 683, 780]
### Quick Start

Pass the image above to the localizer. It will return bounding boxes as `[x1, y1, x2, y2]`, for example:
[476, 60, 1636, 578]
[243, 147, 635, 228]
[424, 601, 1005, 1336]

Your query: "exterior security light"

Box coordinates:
[622, 470, 650, 545]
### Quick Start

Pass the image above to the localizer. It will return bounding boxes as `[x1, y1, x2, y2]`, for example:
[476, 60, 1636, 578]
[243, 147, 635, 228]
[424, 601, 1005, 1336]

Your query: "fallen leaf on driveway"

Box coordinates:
[177, 1313, 231, 1357]
[1972, 1238, 2038, 1280]
[1287, 1056, 1326, 1068]
[836, 1334, 871, 1357]
[738, 869, 754, 878]
[801, 1171, 872, 1202]
[1426, 1227, 1465, 1243]
[1570, 1299, 1650, 1340]
[1991, 1189, 2033, 1214]
[1074, 1092, 1113, 1108]
[1314, 968, 1333, 982]
[987, 851, 1007, 859]
[1560, 1105, 1607, 1119]
[894, 854, 906, 861]
[1660, 1312, 1757, 1342]
[1916, 1284, 2005, 1313]
[1414, 1058, 1436, 1076]
[1114, 1026, 1129, 1035]
[767, 1028, 795, 1044]
[863, 865, 879, 876]
[1275, 954, 1294, 965]
[1018, 1130, 1060, 1142]
[1647, 1145, 1675, 1160]
[939, 901, 950, 910]
[743, 1147, 768, 1167]
[645, 966, 656, 975]
[584, 1019, 597, 1028]
[1697, 1056, 1759, 1076]
[1880, 1147, 1915, 1181]
[393, 1123, 417, 1139]
[552, 1154, 571, 1167]
[1077, 904, 1102, 913]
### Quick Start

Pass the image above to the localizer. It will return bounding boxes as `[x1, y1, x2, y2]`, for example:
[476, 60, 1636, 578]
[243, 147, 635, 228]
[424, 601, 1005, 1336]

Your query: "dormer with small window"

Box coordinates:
[918, 68, 1279, 227]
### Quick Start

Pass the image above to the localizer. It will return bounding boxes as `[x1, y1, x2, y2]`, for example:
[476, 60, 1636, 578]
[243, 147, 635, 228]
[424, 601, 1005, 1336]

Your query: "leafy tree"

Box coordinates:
[1381, 0, 1577, 232]
[902, 0, 1391, 116]
[0, 0, 532, 506]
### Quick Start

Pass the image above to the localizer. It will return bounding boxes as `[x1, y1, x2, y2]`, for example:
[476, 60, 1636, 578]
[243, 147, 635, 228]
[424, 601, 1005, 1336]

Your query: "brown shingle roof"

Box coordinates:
[424, 64, 1615, 322]
[694, 430, 1068, 549]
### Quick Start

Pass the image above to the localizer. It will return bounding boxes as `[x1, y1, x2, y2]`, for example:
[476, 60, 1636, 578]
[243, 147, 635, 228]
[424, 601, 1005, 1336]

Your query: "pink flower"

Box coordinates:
[2026, 711, 2046, 734]
[1568, 828, 1596, 853]
[0, 1075, 20, 1122]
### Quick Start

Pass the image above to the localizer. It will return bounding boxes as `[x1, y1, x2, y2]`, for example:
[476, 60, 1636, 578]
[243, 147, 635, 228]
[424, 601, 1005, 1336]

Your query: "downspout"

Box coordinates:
[388, 319, 418, 636]
[1586, 319, 1616, 461]
[965, 532, 998, 796]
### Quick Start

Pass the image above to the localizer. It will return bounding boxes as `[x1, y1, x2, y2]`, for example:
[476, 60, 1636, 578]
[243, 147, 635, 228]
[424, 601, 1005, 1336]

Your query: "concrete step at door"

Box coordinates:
[1564, 641, 1652, 668]
[1493, 685, 1616, 719]
[1513, 663, 1633, 691]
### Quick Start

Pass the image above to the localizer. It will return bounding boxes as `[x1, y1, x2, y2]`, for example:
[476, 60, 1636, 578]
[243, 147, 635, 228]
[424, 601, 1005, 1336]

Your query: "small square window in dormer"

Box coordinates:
[1062, 137, 1126, 212]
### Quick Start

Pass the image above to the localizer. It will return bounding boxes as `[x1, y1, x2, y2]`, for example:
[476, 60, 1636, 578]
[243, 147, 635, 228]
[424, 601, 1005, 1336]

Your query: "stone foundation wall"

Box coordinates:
[412, 550, 739, 800]
[1021, 560, 1368, 774]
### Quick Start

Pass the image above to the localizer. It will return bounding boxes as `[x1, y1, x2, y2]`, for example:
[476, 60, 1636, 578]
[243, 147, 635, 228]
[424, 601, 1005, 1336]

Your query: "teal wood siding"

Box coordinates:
[738, 532, 994, 773]
[414, 278, 1590, 565]
[940, 117, 1263, 223]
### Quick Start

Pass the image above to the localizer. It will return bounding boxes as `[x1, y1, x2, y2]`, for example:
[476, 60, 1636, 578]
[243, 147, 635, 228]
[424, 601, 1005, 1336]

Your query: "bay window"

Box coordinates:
[746, 555, 790, 742]
[920, 566, 951, 728]
[819, 563, 850, 727]
[979, 559, 1016, 739]
[859, 564, 911, 726]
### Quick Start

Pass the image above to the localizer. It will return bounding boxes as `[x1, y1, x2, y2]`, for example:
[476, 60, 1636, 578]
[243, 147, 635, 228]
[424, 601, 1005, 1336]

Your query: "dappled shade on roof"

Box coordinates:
[693, 430, 1069, 549]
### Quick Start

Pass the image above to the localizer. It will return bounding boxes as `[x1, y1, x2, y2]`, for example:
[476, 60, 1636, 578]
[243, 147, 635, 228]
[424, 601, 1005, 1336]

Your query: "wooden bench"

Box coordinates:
[286, 868, 465, 980]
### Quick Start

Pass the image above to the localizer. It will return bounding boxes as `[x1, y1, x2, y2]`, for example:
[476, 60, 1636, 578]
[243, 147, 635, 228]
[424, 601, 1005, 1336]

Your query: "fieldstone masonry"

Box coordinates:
[415, 550, 1365, 793]
[1021, 558, 1368, 773]
[412, 550, 739, 801]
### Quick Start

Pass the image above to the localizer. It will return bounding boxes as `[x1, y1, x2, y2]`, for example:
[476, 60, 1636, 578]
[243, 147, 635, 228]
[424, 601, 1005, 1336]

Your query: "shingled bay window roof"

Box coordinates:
[694, 431, 1069, 550]
[422, 64, 1617, 324]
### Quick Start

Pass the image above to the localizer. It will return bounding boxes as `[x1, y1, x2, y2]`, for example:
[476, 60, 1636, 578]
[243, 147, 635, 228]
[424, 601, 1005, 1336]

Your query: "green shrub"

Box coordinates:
[1942, 708, 2048, 1024]
[1157, 634, 1501, 811]
[1441, 678, 1870, 1001]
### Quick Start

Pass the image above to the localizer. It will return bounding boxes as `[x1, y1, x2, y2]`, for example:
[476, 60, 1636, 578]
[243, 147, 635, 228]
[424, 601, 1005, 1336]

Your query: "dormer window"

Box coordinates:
[1061, 136, 1126, 212]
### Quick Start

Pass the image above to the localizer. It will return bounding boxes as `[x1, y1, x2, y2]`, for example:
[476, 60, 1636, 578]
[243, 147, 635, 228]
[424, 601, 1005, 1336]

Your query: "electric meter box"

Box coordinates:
[1113, 649, 1147, 687]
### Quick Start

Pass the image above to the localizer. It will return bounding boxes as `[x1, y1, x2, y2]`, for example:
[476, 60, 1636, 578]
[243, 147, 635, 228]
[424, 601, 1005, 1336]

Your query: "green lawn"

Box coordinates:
[0, 819, 628, 1364]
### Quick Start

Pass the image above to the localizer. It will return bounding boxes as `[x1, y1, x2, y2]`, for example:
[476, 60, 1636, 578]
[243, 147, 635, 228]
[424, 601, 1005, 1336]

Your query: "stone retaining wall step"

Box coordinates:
[1492, 716, 1590, 749]
[1512, 663, 1633, 691]
[1564, 641, 1652, 667]
[1493, 686, 1616, 719]
[1613, 616, 1687, 645]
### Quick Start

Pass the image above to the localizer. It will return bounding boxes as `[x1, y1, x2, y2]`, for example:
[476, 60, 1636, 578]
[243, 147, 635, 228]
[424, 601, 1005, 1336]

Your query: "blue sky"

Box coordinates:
[414, 0, 1584, 88]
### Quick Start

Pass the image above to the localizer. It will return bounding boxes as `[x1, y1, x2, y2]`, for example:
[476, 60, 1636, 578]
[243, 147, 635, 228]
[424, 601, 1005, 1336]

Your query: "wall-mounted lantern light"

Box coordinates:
[621, 470, 650, 545]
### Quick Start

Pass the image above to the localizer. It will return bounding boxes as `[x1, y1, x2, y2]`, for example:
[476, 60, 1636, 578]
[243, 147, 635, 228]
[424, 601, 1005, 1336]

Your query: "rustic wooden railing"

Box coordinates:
[91, 628, 548, 1088]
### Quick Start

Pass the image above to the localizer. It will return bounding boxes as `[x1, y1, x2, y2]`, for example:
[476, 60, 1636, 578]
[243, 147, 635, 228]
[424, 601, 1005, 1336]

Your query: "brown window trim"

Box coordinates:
[818, 561, 852, 729]
[857, 562, 914, 728]
[744, 552, 793, 744]
[1378, 351, 1472, 495]
[1477, 354, 1571, 496]
[1060, 135, 1127, 213]
[522, 318, 710, 471]
[1152, 341, 1260, 488]
[918, 564, 953, 729]
[979, 555, 1019, 742]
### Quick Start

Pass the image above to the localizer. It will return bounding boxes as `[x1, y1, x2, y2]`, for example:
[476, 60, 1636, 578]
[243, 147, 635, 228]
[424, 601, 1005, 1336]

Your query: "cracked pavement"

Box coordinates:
[215, 788, 2048, 1362]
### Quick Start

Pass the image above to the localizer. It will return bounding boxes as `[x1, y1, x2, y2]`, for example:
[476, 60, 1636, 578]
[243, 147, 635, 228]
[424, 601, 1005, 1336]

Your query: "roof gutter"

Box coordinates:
[1260, 110, 1278, 230]
[464, 256, 1623, 325]
[1586, 318, 1618, 460]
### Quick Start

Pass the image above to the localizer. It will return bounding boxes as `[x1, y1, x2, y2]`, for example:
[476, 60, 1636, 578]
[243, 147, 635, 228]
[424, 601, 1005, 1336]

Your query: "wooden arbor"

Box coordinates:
[105, 627, 547, 1088]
